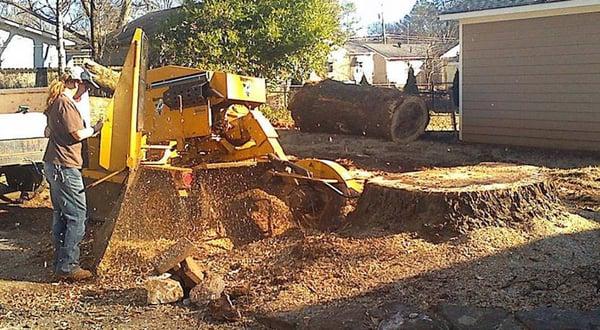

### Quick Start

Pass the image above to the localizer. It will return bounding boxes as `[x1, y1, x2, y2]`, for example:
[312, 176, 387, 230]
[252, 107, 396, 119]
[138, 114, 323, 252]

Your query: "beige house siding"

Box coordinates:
[372, 53, 388, 85]
[461, 11, 600, 151]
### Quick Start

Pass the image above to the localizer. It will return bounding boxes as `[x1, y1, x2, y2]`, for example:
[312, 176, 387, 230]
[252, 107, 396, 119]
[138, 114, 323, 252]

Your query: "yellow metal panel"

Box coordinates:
[99, 28, 145, 171]
[210, 71, 227, 100]
[210, 72, 266, 104]
[226, 74, 266, 104]
[294, 159, 364, 194]
[144, 66, 212, 143]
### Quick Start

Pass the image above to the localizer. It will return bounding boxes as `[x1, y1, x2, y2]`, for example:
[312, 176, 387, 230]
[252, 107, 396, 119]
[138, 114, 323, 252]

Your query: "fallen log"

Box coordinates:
[289, 80, 429, 143]
[83, 59, 120, 92]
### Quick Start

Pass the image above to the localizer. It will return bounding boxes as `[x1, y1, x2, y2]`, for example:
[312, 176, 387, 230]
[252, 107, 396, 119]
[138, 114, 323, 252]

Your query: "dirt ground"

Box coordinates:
[1, 125, 599, 329]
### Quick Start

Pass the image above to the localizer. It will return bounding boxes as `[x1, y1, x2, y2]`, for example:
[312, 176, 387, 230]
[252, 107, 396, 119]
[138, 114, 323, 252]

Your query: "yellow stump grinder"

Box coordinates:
[83, 29, 362, 274]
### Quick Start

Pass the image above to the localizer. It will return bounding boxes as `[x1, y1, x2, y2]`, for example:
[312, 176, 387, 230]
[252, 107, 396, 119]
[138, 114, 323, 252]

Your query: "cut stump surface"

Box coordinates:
[349, 163, 565, 239]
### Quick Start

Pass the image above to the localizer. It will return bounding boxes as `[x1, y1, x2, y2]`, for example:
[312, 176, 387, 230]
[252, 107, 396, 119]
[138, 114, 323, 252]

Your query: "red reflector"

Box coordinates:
[182, 172, 194, 188]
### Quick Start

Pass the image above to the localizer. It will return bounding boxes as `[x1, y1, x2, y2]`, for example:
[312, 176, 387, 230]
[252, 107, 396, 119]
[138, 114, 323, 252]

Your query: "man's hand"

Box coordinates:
[92, 119, 104, 136]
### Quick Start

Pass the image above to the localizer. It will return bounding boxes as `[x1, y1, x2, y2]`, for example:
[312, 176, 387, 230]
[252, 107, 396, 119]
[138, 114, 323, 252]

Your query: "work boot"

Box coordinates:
[54, 268, 94, 282]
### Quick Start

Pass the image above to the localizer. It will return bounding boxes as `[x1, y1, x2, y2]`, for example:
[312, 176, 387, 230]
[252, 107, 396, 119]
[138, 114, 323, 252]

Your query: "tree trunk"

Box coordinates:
[83, 59, 120, 91]
[289, 80, 429, 143]
[347, 163, 565, 241]
[56, 0, 65, 74]
[118, 0, 133, 30]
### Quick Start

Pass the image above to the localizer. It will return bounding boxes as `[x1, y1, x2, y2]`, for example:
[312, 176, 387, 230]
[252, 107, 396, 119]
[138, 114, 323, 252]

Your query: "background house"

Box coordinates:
[440, 44, 459, 85]
[365, 43, 429, 86]
[441, 0, 600, 151]
[327, 41, 374, 84]
[327, 40, 430, 87]
[0, 17, 86, 69]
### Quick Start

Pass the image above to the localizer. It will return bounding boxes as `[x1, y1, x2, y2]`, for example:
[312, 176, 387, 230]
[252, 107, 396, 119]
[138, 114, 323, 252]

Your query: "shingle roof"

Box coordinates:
[363, 43, 430, 59]
[442, 0, 570, 14]
[344, 42, 373, 55]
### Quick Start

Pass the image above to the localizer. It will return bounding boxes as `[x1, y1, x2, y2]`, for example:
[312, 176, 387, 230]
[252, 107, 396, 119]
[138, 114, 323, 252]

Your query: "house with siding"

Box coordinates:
[441, 44, 459, 86]
[0, 17, 86, 69]
[327, 42, 375, 84]
[365, 43, 430, 87]
[440, 0, 600, 151]
[327, 41, 430, 87]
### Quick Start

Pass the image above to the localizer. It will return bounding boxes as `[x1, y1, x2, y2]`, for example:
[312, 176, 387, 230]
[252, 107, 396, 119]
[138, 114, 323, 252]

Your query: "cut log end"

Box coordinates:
[348, 163, 565, 240]
[390, 96, 429, 143]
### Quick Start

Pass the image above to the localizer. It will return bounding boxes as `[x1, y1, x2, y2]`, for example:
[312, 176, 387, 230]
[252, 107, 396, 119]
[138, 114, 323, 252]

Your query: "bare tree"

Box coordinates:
[56, 0, 65, 73]
[0, 0, 178, 60]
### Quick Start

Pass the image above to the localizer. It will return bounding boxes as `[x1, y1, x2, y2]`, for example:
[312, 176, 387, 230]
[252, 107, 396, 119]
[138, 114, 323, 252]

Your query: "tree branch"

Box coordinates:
[0, 0, 90, 42]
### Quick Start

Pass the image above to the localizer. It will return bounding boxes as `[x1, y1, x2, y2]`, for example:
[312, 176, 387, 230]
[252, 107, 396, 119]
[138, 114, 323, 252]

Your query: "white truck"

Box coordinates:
[0, 88, 48, 202]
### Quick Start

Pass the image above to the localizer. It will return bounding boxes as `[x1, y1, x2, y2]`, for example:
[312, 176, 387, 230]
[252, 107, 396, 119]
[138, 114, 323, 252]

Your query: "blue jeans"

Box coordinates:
[44, 162, 87, 275]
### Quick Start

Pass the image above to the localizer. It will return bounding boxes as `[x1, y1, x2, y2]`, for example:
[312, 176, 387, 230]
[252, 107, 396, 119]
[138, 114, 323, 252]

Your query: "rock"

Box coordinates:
[189, 271, 225, 306]
[228, 282, 251, 298]
[378, 304, 449, 330]
[435, 304, 522, 330]
[209, 294, 242, 322]
[516, 308, 600, 329]
[152, 239, 196, 274]
[144, 274, 184, 305]
[182, 257, 205, 286]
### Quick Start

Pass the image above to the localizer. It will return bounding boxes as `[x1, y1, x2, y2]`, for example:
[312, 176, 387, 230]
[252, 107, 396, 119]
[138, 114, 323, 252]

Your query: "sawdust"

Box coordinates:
[549, 167, 600, 212]
[199, 214, 600, 320]
[2, 130, 599, 328]
[90, 166, 304, 276]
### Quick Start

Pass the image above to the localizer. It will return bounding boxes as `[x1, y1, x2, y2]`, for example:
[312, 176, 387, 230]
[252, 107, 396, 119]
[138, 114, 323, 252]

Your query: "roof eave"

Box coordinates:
[439, 0, 600, 21]
[387, 56, 426, 61]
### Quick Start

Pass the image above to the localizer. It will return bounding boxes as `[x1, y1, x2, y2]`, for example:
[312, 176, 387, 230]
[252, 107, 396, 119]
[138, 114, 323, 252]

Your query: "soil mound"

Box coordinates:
[348, 163, 565, 240]
[221, 189, 297, 245]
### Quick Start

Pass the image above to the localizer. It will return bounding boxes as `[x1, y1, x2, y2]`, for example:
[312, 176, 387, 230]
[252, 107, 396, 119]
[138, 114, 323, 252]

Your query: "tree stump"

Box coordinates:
[349, 163, 564, 239]
[289, 80, 429, 143]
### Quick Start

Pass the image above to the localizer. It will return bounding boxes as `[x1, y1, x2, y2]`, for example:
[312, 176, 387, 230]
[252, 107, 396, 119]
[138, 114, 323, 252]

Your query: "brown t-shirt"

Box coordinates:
[43, 94, 85, 168]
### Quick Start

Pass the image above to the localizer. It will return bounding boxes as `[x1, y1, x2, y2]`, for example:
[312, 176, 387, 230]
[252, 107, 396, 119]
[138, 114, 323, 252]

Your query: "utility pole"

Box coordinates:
[380, 3, 386, 44]
[56, 0, 66, 74]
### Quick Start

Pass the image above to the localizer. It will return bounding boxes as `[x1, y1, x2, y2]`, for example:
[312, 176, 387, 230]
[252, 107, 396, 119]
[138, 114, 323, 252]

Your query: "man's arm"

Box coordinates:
[71, 127, 95, 141]
[70, 120, 103, 141]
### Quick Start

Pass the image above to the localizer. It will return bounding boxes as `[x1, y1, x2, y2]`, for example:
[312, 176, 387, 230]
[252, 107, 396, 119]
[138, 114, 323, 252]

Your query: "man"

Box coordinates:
[68, 66, 95, 128]
[43, 66, 102, 281]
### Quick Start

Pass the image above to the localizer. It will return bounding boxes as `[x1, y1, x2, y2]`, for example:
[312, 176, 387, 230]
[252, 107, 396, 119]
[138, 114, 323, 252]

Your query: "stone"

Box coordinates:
[228, 282, 251, 298]
[516, 308, 600, 330]
[182, 257, 205, 286]
[152, 239, 196, 275]
[209, 294, 242, 322]
[189, 271, 225, 306]
[144, 274, 184, 305]
[435, 304, 523, 330]
[378, 305, 449, 330]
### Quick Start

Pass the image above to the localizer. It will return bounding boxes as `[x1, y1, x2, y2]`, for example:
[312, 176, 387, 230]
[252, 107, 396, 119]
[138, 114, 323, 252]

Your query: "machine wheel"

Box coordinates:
[284, 182, 348, 231]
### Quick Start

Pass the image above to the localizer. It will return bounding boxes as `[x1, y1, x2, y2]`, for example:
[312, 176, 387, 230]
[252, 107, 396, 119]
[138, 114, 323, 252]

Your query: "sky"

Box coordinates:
[349, 0, 417, 35]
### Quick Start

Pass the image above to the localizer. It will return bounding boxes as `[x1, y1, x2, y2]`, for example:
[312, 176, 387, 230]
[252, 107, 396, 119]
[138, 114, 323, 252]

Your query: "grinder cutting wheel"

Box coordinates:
[81, 29, 362, 275]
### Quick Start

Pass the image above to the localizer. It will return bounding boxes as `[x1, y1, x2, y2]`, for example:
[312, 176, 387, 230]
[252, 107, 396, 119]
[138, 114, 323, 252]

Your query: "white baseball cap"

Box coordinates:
[65, 66, 100, 89]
